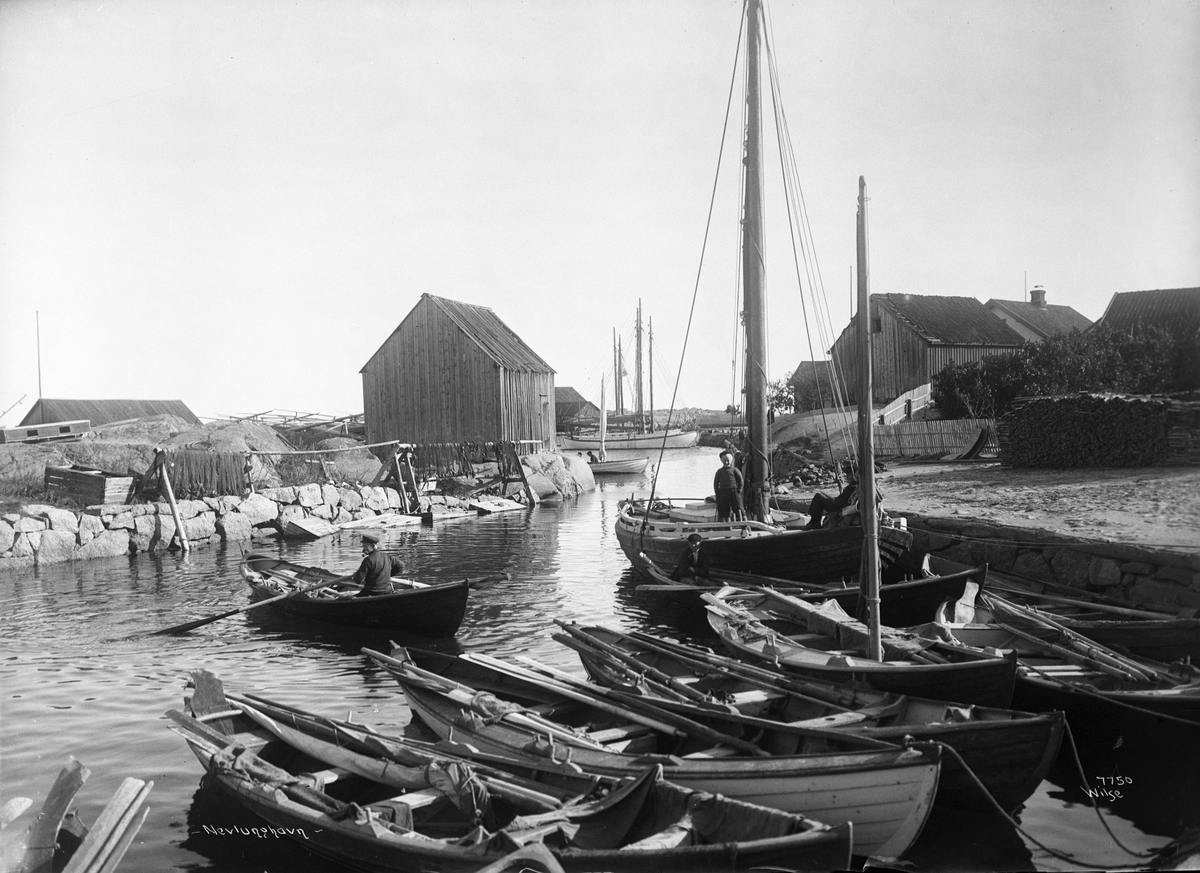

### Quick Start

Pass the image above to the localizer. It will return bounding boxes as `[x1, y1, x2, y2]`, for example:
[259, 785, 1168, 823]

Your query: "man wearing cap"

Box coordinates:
[353, 532, 394, 597]
[671, 532, 712, 582]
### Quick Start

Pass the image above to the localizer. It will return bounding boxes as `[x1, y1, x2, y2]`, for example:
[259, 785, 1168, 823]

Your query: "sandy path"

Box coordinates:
[874, 462, 1200, 550]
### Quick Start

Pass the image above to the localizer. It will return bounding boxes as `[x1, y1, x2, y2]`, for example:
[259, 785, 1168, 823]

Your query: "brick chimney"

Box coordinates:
[1030, 285, 1046, 308]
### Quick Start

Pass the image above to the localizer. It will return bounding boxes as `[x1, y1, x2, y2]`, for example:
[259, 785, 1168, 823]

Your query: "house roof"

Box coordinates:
[1095, 287, 1200, 335]
[874, 294, 1026, 345]
[18, 399, 201, 428]
[788, 361, 835, 382]
[555, 387, 599, 421]
[985, 299, 1093, 338]
[363, 294, 555, 374]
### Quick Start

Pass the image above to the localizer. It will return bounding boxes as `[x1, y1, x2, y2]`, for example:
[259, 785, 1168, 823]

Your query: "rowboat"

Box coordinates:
[636, 554, 985, 627]
[166, 670, 853, 872]
[589, 456, 650, 476]
[555, 623, 1063, 813]
[239, 553, 469, 636]
[933, 584, 1200, 747]
[705, 587, 1018, 708]
[929, 556, 1200, 662]
[368, 646, 942, 862]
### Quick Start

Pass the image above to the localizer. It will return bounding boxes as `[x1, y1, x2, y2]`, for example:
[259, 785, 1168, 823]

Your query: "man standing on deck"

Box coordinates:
[353, 532, 394, 597]
[713, 450, 745, 522]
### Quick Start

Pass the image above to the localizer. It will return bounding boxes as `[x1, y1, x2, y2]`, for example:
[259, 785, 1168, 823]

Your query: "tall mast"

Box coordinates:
[742, 0, 768, 522]
[618, 336, 626, 416]
[635, 300, 644, 431]
[648, 316, 654, 432]
[856, 175, 882, 662]
[612, 329, 619, 420]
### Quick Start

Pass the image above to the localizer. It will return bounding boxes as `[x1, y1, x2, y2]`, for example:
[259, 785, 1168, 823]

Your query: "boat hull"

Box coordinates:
[240, 554, 469, 636]
[617, 506, 913, 587]
[588, 457, 650, 475]
[561, 430, 698, 450]
[378, 654, 941, 861]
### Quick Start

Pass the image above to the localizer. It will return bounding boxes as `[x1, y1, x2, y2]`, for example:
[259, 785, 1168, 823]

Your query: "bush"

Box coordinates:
[932, 325, 1200, 418]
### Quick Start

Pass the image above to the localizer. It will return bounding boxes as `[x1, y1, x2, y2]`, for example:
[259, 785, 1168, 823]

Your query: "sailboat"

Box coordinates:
[615, 4, 911, 586]
[561, 304, 699, 451]
[588, 375, 650, 475]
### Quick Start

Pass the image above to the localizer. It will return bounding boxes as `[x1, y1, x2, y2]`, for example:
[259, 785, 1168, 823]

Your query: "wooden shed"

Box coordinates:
[360, 294, 556, 447]
[830, 294, 1025, 403]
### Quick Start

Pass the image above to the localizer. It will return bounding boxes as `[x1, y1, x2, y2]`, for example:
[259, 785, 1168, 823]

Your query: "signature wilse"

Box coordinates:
[1082, 775, 1132, 801]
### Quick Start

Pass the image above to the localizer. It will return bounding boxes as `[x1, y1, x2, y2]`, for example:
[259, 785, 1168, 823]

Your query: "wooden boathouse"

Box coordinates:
[831, 294, 1025, 404]
[360, 294, 556, 447]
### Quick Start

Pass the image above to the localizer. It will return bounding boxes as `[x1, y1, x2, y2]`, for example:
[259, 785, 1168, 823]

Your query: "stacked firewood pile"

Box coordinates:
[997, 393, 1200, 467]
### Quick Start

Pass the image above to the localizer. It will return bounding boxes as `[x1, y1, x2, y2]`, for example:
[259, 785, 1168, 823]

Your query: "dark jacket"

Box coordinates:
[713, 466, 744, 494]
[353, 549, 394, 597]
[671, 544, 711, 581]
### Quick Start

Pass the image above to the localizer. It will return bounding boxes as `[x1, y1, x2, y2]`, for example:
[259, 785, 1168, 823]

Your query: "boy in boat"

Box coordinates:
[353, 532, 394, 597]
[671, 532, 712, 582]
[713, 450, 745, 522]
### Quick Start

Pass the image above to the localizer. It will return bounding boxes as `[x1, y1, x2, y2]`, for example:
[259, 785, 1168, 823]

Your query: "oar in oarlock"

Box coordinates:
[131, 574, 354, 638]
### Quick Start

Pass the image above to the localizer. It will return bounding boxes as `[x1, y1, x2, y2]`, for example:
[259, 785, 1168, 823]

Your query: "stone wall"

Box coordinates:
[898, 510, 1200, 612]
[0, 451, 597, 573]
[0, 484, 469, 572]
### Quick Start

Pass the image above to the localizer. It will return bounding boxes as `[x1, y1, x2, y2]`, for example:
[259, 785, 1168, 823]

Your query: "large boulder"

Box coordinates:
[76, 529, 131, 559]
[237, 493, 279, 526]
[35, 529, 78, 564]
[520, 452, 594, 498]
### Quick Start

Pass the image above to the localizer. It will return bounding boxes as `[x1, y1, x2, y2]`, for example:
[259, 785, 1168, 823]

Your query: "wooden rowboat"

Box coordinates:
[589, 457, 650, 475]
[636, 554, 985, 627]
[166, 671, 853, 872]
[368, 646, 942, 862]
[705, 587, 1018, 708]
[933, 585, 1200, 747]
[556, 623, 1063, 813]
[239, 553, 469, 636]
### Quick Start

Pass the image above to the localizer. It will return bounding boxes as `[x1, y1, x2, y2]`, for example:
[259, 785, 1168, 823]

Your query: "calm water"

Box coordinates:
[0, 447, 1193, 872]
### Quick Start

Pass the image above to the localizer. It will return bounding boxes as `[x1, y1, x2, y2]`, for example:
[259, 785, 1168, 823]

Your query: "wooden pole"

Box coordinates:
[856, 177, 881, 661]
[155, 448, 190, 553]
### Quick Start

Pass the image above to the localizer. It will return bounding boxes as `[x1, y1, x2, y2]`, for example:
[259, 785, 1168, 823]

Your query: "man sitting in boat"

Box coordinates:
[806, 462, 883, 529]
[671, 533, 712, 582]
[353, 533, 394, 597]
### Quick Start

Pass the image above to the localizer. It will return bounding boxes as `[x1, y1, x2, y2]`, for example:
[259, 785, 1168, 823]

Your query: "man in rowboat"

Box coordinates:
[353, 532, 394, 597]
[671, 533, 712, 582]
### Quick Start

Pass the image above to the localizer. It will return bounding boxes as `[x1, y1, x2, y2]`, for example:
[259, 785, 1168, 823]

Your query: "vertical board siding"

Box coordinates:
[362, 297, 554, 447]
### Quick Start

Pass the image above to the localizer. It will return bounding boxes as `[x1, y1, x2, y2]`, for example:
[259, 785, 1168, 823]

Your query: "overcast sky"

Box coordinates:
[2, 0, 1197, 425]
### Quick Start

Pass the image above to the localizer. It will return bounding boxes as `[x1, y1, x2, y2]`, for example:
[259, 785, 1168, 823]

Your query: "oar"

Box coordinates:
[133, 574, 353, 638]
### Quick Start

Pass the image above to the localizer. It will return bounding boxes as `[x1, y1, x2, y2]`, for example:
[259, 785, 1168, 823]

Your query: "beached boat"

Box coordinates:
[166, 671, 853, 872]
[368, 645, 942, 861]
[239, 553, 469, 636]
[705, 587, 1018, 707]
[636, 554, 984, 626]
[933, 584, 1200, 746]
[555, 622, 1063, 813]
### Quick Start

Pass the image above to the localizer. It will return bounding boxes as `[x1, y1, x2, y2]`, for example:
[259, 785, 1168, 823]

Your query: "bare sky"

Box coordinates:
[2, 0, 1197, 424]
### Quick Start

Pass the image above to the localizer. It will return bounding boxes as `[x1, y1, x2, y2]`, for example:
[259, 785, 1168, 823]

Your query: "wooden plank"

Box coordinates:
[61, 777, 152, 873]
[23, 759, 89, 873]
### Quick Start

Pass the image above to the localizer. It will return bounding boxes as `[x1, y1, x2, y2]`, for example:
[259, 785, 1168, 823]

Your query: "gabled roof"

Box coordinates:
[18, 399, 201, 428]
[363, 294, 555, 374]
[874, 294, 1026, 345]
[1095, 287, 1200, 334]
[985, 299, 1093, 338]
[788, 361, 835, 382]
[555, 387, 599, 421]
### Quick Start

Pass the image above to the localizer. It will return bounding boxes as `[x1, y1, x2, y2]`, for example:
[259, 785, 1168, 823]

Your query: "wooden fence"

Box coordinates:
[874, 419, 998, 458]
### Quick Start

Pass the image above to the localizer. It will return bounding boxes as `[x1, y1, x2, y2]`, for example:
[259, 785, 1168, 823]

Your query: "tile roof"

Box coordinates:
[1096, 287, 1200, 334]
[875, 294, 1026, 345]
[985, 299, 1093, 338]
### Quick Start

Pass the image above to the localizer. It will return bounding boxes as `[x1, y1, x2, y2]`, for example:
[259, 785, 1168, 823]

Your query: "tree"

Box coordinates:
[767, 373, 796, 415]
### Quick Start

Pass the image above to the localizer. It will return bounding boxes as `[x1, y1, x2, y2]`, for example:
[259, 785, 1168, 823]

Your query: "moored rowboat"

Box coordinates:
[240, 553, 469, 636]
[368, 645, 942, 861]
